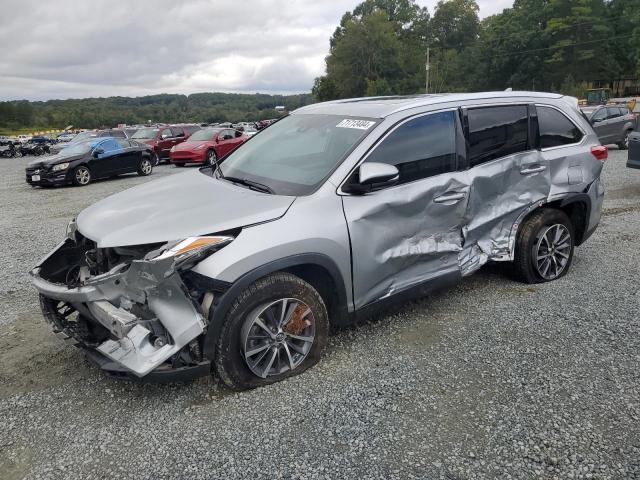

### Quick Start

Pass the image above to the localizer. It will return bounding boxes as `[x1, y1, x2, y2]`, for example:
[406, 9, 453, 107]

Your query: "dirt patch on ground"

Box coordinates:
[0, 310, 93, 398]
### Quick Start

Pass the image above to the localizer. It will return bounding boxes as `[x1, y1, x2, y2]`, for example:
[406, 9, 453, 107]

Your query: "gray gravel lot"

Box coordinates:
[0, 151, 639, 480]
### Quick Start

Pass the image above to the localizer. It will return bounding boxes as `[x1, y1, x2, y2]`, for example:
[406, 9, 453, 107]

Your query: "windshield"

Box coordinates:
[132, 128, 159, 139]
[71, 131, 97, 143]
[188, 128, 220, 141]
[60, 142, 92, 156]
[219, 114, 377, 195]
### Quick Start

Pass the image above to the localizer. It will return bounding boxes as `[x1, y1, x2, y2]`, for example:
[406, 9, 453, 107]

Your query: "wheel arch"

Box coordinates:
[202, 254, 350, 362]
[517, 194, 591, 249]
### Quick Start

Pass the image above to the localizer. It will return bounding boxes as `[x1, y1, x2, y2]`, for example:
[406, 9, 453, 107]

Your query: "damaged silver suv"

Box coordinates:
[31, 92, 606, 390]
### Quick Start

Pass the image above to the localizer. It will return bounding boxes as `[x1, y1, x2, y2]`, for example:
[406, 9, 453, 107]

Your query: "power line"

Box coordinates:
[488, 33, 636, 58]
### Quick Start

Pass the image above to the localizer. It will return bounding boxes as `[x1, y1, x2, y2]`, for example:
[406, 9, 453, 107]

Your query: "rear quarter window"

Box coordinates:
[467, 105, 529, 166]
[537, 106, 583, 149]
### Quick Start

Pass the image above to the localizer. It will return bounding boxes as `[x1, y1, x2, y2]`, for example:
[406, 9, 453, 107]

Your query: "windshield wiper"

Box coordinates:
[224, 176, 275, 194]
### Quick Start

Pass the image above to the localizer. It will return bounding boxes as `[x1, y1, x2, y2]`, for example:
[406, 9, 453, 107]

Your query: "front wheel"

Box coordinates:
[204, 149, 217, 167]
[214, 273, 329, 391]
[513, 208, 574, 284]
[152, 151, 160, 166]
[72, 165, 91, 186]
[137, 157, 153, 176]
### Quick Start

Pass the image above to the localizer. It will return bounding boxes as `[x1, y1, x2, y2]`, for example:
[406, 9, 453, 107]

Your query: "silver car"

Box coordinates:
[581, 105, 637, 149]
[31, 92, 606, 390]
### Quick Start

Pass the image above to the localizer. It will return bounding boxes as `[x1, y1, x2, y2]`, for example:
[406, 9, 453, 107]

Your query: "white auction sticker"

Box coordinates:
[336, 119, 376, 130]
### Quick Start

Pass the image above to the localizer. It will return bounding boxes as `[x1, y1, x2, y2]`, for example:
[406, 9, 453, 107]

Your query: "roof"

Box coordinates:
[295, 91, 565, 118]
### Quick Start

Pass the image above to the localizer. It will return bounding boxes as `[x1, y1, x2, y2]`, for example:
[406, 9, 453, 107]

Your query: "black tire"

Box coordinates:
[513, 208, 575, 284]
[214, 273, 329, 391]
[204, 149, 217, 167]
[72, 165, 91, 186]
[152, 151, 161, 166]
[174, 163, 185, 167]
[618, 130, 632, 150]
[137, 157, 153, 176]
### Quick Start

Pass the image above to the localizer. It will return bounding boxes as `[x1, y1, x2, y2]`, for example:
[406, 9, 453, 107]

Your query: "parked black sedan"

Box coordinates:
[26, 137, 153, 187]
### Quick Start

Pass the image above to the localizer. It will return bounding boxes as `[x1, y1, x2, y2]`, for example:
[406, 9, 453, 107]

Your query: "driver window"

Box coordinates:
[365, 111, 457, 185]
[161, 128, 172, 139]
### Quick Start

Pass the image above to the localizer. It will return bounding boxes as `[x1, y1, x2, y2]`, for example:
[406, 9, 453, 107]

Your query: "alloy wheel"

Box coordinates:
[535, 224, 571, 280]
[241, 298, 316, 379]
[75, 167, 90, 185]
[206, 150, 216, 166]
[141, 159, 152, 175]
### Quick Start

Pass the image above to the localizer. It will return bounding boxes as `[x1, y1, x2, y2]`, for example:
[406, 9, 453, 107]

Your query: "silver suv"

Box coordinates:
[31, 92, 606, 390]
[581, 105, 637, 149]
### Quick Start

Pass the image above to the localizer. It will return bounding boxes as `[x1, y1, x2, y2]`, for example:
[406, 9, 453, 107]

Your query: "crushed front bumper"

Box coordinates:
[31, 238, 207, 379]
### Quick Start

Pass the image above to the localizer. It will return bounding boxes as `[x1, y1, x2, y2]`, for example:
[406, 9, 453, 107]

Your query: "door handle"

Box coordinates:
[520, 165, 546, 175]
[433, 192, 466, 204]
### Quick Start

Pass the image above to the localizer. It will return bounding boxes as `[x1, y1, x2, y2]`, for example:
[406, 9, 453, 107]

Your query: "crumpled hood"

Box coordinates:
[77, 170, 295, 248]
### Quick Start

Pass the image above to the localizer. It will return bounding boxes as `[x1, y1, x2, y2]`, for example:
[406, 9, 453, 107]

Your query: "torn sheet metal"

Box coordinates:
[30, 241, 204, 377]
[342, 174, 470, 309]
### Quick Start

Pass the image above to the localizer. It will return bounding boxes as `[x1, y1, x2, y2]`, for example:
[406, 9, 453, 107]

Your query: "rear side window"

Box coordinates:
[592, 108, 607, 122]
[366, 110, 457, 185]
[110, 130, 126, 138]
[607, 107, 621, 119]
[467, 105, 529, 167]
[537, 106, 583, 148]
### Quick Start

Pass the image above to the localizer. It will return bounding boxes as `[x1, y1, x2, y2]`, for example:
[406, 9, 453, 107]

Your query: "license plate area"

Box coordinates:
[32, 175, 41, 181]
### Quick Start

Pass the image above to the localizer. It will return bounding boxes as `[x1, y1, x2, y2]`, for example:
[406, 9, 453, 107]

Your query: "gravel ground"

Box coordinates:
[0, 151, 639, 480]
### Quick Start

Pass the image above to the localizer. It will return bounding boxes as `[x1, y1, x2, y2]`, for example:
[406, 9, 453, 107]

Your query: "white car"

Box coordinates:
[17, 134, 32, 144]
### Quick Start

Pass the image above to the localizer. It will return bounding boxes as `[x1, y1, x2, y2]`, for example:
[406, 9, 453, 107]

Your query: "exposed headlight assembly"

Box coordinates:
[52, 162, 70, 171]
[152, 235, 234, 269]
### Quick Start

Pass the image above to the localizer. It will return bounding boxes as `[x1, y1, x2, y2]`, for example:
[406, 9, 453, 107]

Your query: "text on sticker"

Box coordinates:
[336, 119, 376, 130]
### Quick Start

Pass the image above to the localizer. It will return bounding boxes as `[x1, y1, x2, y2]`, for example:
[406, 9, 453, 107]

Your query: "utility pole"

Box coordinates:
[425, 47, 430, 94]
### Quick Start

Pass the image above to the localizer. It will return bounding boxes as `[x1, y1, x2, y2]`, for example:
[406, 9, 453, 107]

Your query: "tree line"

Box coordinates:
[0, 93, 314, 132]
[313, 0, 640, 101]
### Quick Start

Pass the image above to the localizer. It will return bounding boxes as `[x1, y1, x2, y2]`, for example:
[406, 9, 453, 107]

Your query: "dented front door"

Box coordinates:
[341, 110, 468, 310]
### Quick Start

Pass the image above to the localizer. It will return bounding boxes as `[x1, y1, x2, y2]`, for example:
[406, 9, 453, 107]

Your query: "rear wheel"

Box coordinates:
[72, 165, 91, 186]
[618, 130, 632, 150]
[513, 208, 574, 284]
[215, 273, 329, 390]
[137, 157, 153, 176]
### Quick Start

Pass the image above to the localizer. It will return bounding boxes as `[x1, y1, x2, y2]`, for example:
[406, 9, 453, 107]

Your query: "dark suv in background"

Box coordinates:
[581, 105, 637, 149]
[131, 124, 200, 165]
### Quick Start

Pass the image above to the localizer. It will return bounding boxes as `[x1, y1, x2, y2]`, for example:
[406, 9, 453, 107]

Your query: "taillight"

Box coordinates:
[591, 145, 608, 161]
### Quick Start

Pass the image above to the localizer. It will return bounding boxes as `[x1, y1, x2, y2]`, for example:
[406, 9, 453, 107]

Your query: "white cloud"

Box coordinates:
[0, 0, 513, 100]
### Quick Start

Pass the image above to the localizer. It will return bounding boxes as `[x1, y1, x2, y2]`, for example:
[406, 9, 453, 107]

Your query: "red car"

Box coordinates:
[131, 124, 200, 165]
[169, 128, 248, 167]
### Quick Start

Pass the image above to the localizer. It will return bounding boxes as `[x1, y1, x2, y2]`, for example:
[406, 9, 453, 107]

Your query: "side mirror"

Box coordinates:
[344, 162, 399, 194]
[93, 147, 105, 157]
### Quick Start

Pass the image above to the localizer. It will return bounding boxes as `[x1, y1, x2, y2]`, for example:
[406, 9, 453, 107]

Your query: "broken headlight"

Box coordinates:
[151, 236, 234, 269]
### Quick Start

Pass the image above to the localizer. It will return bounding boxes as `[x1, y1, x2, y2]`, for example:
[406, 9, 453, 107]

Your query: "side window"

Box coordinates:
[620, 107, 630, 115]
[160, 128, 172, 139]
[365, 111, 457, 185]
[98, 139, 120, 154]
[592, 108, 607, 122]
[222, 129, 234, 140]
[171, 127, 185, 137]
[467, 105, 529, 167]
[537, 106, 583, 149]
[607, 107, 622, 119]
[111, 130, 126, 138]
[116, 139, 130, 148]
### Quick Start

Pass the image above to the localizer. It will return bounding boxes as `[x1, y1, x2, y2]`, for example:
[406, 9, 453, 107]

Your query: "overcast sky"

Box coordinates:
[0, 0, 513, 101]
